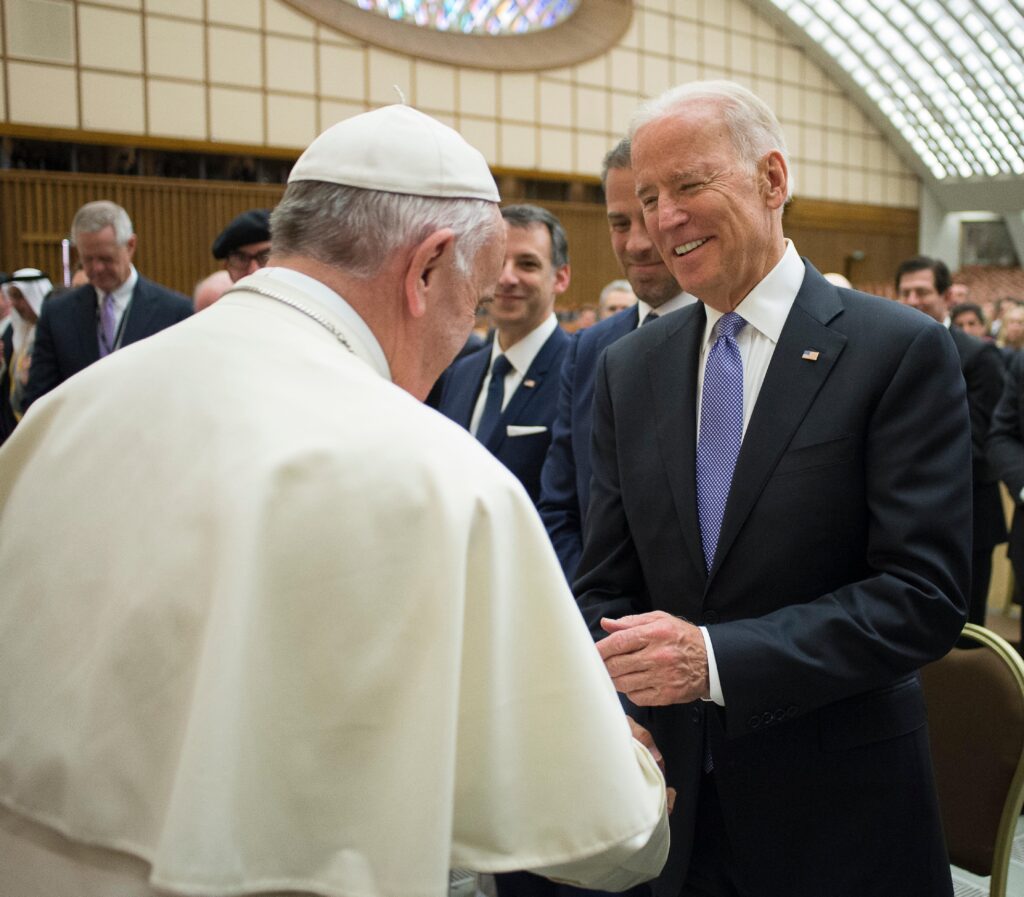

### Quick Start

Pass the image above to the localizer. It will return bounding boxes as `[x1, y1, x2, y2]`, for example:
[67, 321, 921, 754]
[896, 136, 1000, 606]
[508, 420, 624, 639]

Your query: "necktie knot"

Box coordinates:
[642, 311, 659, 326]
[716, 311, 745, 341]
[491, 354, 512, 379]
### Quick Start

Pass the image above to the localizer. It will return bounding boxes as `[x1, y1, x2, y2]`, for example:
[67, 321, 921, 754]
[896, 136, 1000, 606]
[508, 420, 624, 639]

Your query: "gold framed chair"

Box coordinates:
[921, 622, 1024, 897]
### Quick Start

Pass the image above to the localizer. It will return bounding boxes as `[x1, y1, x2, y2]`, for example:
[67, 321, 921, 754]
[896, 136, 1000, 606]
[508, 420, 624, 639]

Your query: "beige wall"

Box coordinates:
[2, 0, 919, 207]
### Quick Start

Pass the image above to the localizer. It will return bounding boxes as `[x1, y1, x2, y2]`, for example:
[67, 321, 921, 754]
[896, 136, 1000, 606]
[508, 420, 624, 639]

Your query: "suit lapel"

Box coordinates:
[710, 265, 848, 581]
[646, 305, 708, 580]
[484, 328, 567, 452]
[74, 288, 102, 364]
[120, 278, 154, 346]
[452, 349, 490, 428]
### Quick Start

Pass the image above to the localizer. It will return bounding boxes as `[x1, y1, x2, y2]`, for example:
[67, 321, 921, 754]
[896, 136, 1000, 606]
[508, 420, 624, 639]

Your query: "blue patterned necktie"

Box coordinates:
[475, 354, 512, 444]
[696, 311, 746, 571]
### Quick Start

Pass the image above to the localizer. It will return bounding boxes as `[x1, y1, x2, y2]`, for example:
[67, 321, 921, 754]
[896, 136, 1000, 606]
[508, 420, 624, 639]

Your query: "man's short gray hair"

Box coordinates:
[629, 80, 793, 199]
[71, 201, 134, 245]
[599, 279, 633, 308]
[271, 181, 500, 279]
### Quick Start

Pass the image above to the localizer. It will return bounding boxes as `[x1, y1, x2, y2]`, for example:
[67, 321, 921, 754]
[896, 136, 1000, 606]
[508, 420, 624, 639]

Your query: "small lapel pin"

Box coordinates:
[801, 349, 820, 362]
[523, 379, 537, 388]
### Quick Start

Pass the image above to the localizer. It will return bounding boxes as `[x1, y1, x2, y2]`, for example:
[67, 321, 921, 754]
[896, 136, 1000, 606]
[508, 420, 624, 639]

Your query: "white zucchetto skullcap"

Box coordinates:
[289, 104, 500, 203]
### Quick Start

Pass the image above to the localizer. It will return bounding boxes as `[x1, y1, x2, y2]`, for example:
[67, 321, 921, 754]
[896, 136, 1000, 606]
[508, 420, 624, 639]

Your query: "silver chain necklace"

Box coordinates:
[224, 282, 356, 355]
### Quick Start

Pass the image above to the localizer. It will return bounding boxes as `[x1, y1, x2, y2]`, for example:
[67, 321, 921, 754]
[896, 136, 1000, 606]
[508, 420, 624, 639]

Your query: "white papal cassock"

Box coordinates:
[0, 268, 668, 897]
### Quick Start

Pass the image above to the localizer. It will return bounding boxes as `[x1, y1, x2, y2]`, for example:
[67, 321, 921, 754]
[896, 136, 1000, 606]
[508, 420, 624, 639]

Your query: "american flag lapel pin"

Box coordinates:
[523, 379, 537, 388]
[801, 349, 820, 362]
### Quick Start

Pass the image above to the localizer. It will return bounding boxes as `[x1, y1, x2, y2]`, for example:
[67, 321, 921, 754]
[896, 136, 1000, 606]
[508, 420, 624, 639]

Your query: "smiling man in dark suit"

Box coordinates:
[23, 200, 191, 409]
[538, 139, 695, 581]
[577, 80, 970, 897]
[438, 204, 570, 503]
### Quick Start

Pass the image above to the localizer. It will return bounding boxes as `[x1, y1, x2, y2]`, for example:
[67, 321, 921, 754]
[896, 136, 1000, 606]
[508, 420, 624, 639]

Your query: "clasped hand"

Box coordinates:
[599, 611, 710, 705]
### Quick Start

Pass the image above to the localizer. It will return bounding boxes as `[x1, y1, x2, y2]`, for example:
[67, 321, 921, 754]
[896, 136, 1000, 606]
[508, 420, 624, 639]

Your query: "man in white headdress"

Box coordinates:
[0, 106, 669, 897]
[0, 268, 52, 444]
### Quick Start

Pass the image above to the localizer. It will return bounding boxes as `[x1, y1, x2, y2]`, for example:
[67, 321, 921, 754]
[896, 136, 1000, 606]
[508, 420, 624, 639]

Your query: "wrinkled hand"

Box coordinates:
[599, 611, 709, 706]
[627, 715, 675, 815]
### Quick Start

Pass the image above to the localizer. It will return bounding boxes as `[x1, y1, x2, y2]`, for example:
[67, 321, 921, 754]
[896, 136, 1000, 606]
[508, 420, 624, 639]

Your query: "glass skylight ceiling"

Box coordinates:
[349, 0, 578, 35]
[767, 0, 1024, 182]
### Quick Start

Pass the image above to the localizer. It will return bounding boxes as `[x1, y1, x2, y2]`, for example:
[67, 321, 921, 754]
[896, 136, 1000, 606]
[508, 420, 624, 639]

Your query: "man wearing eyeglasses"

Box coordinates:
[212, 209, 273, 284]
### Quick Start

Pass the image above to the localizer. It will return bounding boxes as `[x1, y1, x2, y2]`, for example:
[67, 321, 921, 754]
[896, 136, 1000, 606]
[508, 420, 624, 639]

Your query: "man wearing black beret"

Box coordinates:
[212, 208, 272, 283]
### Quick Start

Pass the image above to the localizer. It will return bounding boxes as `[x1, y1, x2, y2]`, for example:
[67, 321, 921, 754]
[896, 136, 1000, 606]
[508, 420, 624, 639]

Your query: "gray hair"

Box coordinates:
[599, 279, 634, 309]
[600, 138, 632, 191]
[71, 200, 134, 245]
[629, 80, 793, 199]
[271, 181, 500, 279]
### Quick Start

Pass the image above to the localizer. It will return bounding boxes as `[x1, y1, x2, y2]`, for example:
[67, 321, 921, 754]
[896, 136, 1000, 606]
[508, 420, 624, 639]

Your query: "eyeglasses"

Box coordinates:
[226, 248, 271, 271]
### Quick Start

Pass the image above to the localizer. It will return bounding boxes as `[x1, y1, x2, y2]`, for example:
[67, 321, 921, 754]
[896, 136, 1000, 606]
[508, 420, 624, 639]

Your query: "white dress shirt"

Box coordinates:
[637, 290, 697, 325]
[469, 313, 558, 436]
[96, 266, 138, 346]
[697, 240, 806, 705]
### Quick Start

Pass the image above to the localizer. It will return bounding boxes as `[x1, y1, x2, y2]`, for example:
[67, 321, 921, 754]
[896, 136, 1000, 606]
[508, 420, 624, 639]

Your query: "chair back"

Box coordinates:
[921, 623, 1024, 897]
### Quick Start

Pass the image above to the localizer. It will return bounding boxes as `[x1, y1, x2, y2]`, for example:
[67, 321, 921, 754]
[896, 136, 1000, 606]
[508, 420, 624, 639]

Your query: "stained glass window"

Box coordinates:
[348, 0, 579, 35]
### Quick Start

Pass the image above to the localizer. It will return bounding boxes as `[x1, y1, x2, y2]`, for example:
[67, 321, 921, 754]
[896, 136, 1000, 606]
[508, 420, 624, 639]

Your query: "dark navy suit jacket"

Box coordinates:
[577, 263, 969, 896]
[24, 276, 192, 409]
[538, 305, 638, 580]
[438, 326, 569, 504]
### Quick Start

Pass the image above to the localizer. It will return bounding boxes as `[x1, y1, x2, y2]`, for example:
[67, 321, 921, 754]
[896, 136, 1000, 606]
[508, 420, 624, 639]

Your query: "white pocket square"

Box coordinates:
[506, 425, 548, 437]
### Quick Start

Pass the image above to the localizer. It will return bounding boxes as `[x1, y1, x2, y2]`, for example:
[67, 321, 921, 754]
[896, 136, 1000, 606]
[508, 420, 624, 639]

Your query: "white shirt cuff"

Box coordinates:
[700, 626, 725, 706]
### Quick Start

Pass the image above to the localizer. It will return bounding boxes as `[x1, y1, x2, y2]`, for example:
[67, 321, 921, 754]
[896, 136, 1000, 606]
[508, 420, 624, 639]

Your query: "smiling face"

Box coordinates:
[490, 221, 569, 349]
[604, 166, 679, 308]
[632, 99, 788, 313]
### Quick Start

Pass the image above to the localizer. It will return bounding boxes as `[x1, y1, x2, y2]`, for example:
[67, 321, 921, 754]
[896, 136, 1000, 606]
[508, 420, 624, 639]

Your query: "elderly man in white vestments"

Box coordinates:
[0, 106, 669, 897]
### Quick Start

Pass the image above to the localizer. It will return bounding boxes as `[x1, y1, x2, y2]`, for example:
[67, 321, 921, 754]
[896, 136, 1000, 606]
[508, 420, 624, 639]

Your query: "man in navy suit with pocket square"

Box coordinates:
[538, 139, 696, 581]
[577, 80, 969, 897]
[23, 200, 191, 410]
[437, 204, 570, 504]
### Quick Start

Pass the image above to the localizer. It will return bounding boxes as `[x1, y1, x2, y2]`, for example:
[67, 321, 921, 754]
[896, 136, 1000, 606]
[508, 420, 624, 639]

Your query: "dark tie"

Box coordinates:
[475, 354, 512, 444]
[642, 310, 659, 326]
[696, 312, 746, 571]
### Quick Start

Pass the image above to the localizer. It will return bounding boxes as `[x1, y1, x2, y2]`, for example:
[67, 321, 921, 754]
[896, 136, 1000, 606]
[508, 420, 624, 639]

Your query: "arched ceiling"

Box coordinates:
[751, 0, 1024, 213]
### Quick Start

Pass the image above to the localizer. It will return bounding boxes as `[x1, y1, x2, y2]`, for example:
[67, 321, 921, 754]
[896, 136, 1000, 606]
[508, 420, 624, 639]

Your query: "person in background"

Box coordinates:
[998, 301, 1024, 357]
[193, 270, 234, 312]
[23, 200, 191, 410]
[950, 301, 990, 341]
[538, 138, 694, 582]
[0, 269, 52, 445]
[578, 81, 969, 897]
[988, 351, 1024, 653]
[0, 105, 669, 897]
[598, 279, 638, 320]
[574, 305, 599, 330]
[897, 255, 1006, 626]
[212, 209, 272, 283]
[437, 204, 571, 503]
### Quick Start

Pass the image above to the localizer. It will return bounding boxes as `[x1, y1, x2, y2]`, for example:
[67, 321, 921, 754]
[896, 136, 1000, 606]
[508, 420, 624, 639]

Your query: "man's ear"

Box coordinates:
[404, 228, 456, 319]
[553, 263, 571, 297]
[760, 151, 788, 210]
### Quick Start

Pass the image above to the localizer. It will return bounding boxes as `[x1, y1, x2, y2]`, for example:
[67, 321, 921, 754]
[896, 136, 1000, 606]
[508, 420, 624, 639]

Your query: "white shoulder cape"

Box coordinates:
[0, 273, 667, 896]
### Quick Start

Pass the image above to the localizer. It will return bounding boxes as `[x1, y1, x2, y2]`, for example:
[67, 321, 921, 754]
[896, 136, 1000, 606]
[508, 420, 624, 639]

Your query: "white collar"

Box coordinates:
[491, 313, 558, 374]
[637, 291, 697, 325]
[249, 267, 391, 381]
[94, 266, 138, 308]
[702, 240, 804, 345]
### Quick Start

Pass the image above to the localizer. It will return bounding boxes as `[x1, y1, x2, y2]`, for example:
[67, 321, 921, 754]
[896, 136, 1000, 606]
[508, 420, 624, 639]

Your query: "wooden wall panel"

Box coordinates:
[0, 172, 918, 307]
[0, 170, 284, 296]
